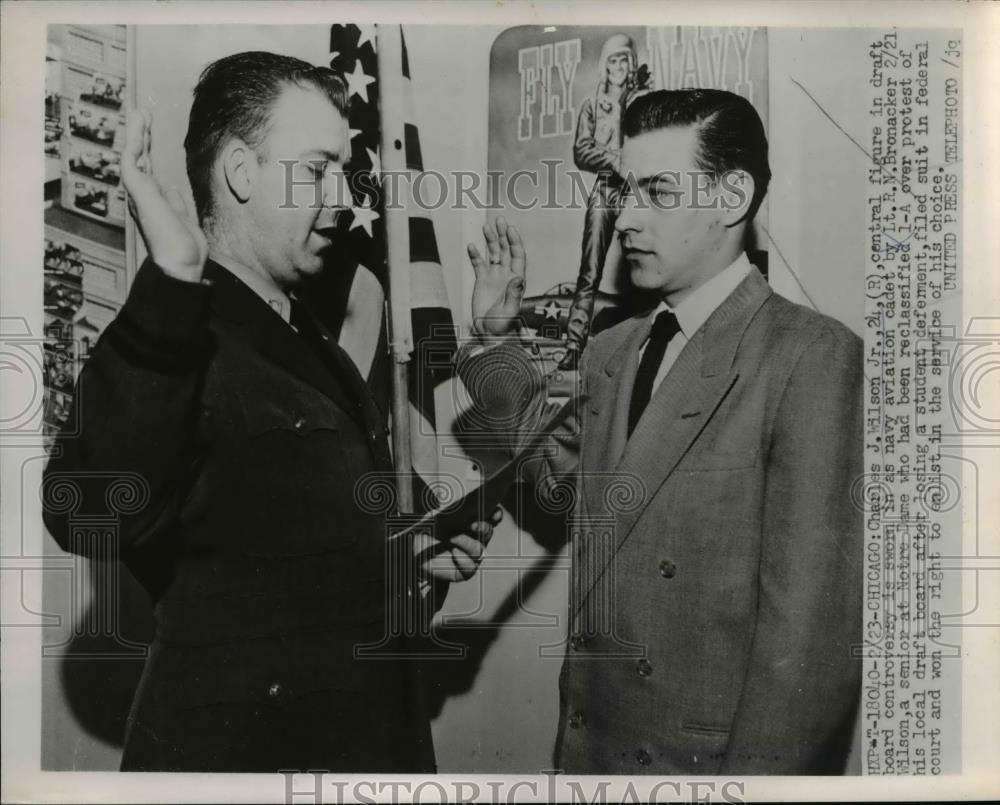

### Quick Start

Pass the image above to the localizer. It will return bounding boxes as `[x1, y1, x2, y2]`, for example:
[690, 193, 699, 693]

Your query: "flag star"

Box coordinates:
[365, 146, 381, 180]
[356, 24, 377, 51]
[542, 301, 562, 320]
[344, 59, 377, 103]
[349, 197, 380, 237]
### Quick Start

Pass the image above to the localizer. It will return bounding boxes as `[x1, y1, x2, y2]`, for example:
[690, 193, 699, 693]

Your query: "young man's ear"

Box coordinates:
[221, 138, 256, 204]
[720, 169, 755, 227]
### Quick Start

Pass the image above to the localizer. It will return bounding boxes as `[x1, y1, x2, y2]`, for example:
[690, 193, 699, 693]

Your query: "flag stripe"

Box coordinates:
[410, 262, 450, 309]
[401, 28, 411, 79]
[403, 123, 423, 171]
[408, 217, 440, 264]
[331, 23, 457, 510]
[410, 307, 457, 424]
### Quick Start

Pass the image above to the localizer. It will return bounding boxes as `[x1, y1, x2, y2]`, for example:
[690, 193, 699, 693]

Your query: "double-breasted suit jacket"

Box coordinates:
[44, 259, 435, 772]
[458, 266, 863, 774]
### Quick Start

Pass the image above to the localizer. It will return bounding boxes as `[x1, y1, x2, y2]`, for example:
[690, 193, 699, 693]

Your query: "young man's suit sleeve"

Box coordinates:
[721, 327, 864, 773]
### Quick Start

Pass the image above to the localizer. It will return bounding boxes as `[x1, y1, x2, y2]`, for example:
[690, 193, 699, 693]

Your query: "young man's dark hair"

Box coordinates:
[183, 51, 349, 224]
[623, 88, 771, 225]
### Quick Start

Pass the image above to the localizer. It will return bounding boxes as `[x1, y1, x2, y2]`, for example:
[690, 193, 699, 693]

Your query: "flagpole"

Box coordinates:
[376, 24, 415, 515]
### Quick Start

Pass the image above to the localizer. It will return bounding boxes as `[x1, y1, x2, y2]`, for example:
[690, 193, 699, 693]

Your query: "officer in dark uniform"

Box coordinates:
[43, 52, 496, 773]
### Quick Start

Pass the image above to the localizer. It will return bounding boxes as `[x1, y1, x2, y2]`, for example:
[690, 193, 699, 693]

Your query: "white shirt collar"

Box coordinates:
[654, 252, 753, 339]
[210, 251, 292, 324]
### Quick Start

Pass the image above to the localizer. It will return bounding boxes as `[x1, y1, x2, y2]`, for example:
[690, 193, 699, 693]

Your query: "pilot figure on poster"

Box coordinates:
[562, 33, 651, 367]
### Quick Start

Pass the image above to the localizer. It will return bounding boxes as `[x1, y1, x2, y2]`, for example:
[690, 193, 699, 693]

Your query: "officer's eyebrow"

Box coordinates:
[299, 148, 343, 163]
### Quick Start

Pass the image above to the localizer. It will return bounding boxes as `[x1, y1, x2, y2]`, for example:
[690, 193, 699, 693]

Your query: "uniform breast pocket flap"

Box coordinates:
[681, 720, 732, 738]
[237, 389, 344, 438]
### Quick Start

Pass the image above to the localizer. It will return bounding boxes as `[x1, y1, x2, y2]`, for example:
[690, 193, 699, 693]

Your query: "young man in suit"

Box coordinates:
[43, 52, 498, 773]
[461, 88, 863, 774]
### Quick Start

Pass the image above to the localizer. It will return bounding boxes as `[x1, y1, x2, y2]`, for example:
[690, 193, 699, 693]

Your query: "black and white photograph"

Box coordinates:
[1, 2, 998, 804]
[68, 143, 122, 186]
[66, 104, 121, 148]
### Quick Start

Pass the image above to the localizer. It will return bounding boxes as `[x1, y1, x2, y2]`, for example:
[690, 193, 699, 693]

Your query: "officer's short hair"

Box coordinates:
[184, 51, 348, 224]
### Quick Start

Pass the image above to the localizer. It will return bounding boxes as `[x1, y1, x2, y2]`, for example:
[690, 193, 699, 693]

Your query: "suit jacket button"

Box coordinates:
[658, 559, 677, 578]
[636, 659, 653, 677]
[635, 748, 651, 766]
[267, 682, 283, 698]
[568, 711, 586, 729]
[294, 417, 306, 430]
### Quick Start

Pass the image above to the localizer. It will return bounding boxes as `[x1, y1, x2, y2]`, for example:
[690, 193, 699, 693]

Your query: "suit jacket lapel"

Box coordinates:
[614, 343, 739, 540]
[574, 268, 773, 617]
[205, 261, 370, 428]
[589, 318, 649, 470]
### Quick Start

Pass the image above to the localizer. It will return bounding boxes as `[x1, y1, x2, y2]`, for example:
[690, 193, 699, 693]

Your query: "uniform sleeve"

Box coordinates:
[42, 258, 215, 556]
[721, 327, 864, 774]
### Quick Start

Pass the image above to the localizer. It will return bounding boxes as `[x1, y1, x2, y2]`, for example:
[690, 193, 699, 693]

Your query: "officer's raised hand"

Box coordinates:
[121, 108, 208, 282]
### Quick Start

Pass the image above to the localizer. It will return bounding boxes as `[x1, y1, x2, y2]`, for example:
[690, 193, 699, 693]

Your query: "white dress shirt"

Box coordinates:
[211, 251, 292, 324]
[640, 252, 754, 394]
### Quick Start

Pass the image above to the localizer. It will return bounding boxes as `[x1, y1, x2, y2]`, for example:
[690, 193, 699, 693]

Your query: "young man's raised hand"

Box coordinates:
[468, 216, 527, 338]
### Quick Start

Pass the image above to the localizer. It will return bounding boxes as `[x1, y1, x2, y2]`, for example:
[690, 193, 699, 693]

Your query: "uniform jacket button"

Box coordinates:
[637, 659, 653, 677]
[658, 559, 677, 578]
[635, 748, 652, 766]
[267, 681, 283, 698]
[568, 711, 586, 730]
[294, 417, 306, 430]
[570, 635, 587, 652]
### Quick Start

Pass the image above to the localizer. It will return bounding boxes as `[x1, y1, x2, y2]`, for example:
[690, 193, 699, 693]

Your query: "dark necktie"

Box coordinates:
[627, 310, 680, 437]
[289, 297, 309, 336]
[289, 298, 331, 359]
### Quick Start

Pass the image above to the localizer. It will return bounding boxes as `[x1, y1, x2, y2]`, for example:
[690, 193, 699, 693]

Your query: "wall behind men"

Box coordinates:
[42, 23, 864, 772]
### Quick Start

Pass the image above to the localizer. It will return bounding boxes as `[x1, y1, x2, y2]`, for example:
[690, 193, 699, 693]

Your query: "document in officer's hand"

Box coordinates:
[392, 394, 586, 545]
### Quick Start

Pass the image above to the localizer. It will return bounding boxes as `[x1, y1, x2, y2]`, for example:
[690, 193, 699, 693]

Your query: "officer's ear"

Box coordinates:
[720, 169, 755, 228]
[220, 137, 256, 204]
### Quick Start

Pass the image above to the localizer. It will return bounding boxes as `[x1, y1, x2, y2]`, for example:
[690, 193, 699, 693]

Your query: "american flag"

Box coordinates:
[328, 23, 457, 506]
